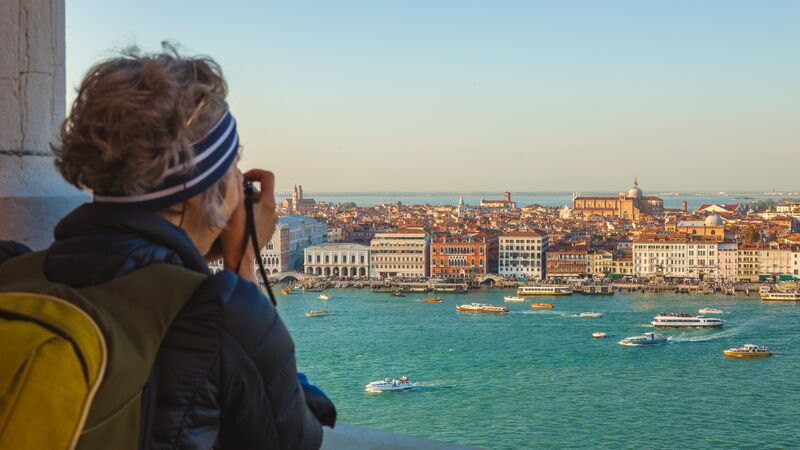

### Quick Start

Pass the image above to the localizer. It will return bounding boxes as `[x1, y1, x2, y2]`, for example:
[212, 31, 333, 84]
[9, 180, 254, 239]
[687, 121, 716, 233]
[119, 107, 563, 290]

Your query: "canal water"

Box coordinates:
[278, 288, 800, 449]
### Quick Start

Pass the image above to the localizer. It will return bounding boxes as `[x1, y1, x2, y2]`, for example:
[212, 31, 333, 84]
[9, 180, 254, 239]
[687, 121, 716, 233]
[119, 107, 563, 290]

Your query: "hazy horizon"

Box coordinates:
[67, 1, 799, 192]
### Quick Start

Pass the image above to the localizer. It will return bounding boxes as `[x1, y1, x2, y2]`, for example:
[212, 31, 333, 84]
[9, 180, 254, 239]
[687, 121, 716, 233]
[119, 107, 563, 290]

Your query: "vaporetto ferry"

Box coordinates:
[651, 313, 724, 328]
[759, 291, 800, 301]
[517, 285, 572, 296]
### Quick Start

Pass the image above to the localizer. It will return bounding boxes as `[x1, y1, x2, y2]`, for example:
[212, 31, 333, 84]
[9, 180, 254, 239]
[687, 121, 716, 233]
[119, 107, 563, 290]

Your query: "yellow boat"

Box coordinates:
[423, 297, 444, 303]
[723, 344, 772, 358]
[530, 303, 554, 309]
[281, 289, 291, 295]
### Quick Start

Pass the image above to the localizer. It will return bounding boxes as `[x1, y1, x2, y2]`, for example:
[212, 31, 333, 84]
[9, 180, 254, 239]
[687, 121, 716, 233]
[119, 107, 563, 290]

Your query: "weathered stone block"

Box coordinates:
[21, 72, 55, 152]
[0, 78, 22, 150]
[23, 0, 56, 74]
[0, 0, 20, 79]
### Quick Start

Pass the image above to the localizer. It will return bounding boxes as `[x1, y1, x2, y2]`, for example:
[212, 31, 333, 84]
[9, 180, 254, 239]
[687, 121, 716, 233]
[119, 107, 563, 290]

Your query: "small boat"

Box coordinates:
[503, 296, 525, 302]
[456, 303, 508, 313]
[723, 344, 772, 358]
[365, 376, 413, 393]
[580, 312, 603, 318]
[619, 332, 668, 347]
[530, 303, 554, 309]
[391, 291, 406, 297]
[319, 294, 330, 301]
[517, 285, 571, 296]
[592, 332, 607, 339]
[423, 297, 444, 303]
[305, 310, 331, 318]
[281, 289, 291, 295]
[698, 308, 723, 315]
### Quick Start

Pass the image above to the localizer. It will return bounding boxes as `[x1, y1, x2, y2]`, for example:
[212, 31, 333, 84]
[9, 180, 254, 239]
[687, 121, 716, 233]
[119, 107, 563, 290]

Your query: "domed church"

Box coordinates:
[571, 178, 664, 220]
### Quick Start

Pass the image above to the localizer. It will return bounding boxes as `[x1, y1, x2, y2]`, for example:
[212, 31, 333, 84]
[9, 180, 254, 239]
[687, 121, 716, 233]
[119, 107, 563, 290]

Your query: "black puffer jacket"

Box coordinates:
[9, 203, 336, 449]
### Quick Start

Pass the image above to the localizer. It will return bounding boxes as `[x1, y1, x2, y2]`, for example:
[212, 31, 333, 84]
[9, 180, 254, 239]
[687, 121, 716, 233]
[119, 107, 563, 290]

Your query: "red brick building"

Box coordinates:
[430, 232, 498, 278]
[546, 246, 590, 279]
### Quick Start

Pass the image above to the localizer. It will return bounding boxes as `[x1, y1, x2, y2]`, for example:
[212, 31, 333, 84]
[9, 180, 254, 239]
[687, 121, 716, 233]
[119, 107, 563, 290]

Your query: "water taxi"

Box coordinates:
[456, 303, 508, 313]
[651, 313, 724, 328]
[305, 310, 331, 318]
[391, 291, 406, 297]
[723, 344, 772, 358]
[580, 312, 603, 318]
[423, 297, 444, 303]
[365, 376, 413, 393]
[517, 285, 572, 296]
[592, 332, 607, 339]
[698, 308, 723, 315]
[581, 285, 614, 295]
[530, 303, 554, 309]
[281, 289, 291, 295]
[503, 296, 526, 302]
[319, 293, 330, 301]
[619, 332, 667, 347]
[759, 291, 800, 301]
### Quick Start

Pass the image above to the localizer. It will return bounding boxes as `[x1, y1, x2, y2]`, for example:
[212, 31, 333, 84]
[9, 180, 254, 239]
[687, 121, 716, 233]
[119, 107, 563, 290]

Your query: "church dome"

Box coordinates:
[705, 214, 724, 226]
[627, 178, 642, 199]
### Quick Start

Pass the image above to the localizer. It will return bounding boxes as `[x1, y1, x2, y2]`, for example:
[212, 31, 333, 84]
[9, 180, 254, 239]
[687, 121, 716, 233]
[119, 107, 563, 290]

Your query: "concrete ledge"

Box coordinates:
[322, 424, 477, 450]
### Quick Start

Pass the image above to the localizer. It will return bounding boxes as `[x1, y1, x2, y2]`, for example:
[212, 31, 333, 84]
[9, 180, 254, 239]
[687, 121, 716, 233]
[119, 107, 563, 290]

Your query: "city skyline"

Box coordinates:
[67, 1, 799, 192]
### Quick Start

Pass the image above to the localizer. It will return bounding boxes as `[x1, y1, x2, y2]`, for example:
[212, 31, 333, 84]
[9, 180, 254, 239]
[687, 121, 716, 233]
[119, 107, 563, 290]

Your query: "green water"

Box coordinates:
[278, 288, 800, 449]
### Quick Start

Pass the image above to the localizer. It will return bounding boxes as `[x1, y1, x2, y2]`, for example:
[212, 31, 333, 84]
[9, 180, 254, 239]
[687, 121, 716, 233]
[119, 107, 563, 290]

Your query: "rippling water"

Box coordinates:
[278, 288, 800, 449]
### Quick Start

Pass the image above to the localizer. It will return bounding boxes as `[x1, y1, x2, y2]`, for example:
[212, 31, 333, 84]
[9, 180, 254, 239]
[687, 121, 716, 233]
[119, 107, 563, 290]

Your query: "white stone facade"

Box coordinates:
[280, 214, 328, 271]
[498, 232, 548, 279]
[369, 229, 429, 278]
[304, 243, 369, 278]
[634, 239, 720, 280]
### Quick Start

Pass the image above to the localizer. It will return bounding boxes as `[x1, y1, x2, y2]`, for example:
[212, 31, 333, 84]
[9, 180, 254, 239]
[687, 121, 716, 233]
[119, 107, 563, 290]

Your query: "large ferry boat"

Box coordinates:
[365, 376, 413, 392]
[759, 291, 800, 301]
[723, 344, 772, 358]
[651, 313, 724, 328]
[456, 303, 509, 313]
[517, 285, 572, 296]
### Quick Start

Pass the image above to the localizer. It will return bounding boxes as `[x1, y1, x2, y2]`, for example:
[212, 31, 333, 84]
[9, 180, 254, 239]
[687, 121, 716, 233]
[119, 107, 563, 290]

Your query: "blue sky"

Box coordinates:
[67, 1, 799, 193]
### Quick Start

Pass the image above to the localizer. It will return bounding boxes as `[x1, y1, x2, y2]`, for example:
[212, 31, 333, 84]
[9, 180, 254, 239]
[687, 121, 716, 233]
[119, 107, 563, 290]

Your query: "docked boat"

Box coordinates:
[305, 310, 331, 318]
[365, 376, 413, 393]
[760, 291, 800, 301]
[503, 296, 525, 302]
[619, 332, 668, 347]
[319, 293, 330, 300]
[581, 285, 614, 295]
[580, 312, 603, 318]
[281, 289, 291, 295]
[592, 331, 607, 339]
[456, 303, 508, 313]
[651, 313, 724, 328]
[698, 308, 723, 315]
[530, 303, 554, 309]
[723, 344, 772, 358]
[391, 291, 406, 297]
[423, 297, 444, 303]
[517, 285, 572, 296]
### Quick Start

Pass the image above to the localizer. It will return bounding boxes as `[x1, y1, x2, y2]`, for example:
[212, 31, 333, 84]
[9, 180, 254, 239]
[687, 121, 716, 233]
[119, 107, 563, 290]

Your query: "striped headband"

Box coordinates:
[93, 110, 239, 210]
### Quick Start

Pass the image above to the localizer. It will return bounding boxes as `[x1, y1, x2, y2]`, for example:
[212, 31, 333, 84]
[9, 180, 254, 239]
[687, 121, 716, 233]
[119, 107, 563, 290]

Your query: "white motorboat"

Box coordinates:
[319, 293, 330, 300]
[305, 310, 331, 318]
[517, 285, 572, 296]
[698, 308, 723, 315]
[651, 313, 723, 328]
[580, 312, 603, 318]
[619, 332, 668, 347]
[592, 331, 607, 339]
[456, 303, 508, 313]
[365, 376, 413, 393]
[503, 296, 526, 302]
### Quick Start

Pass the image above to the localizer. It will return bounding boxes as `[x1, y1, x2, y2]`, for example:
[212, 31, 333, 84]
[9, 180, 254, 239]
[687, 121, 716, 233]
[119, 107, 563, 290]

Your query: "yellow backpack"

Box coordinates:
[0, 251, 205, 450]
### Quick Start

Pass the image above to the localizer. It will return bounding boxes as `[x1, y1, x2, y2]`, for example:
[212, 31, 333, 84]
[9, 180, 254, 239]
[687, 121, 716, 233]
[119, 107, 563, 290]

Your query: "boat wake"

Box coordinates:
[409, 381, 450, 392]
[667, 327, 742, 343]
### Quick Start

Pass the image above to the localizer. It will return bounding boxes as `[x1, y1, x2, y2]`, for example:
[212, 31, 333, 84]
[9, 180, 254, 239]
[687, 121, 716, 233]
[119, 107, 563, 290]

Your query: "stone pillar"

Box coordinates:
[0, 0, 86, 250]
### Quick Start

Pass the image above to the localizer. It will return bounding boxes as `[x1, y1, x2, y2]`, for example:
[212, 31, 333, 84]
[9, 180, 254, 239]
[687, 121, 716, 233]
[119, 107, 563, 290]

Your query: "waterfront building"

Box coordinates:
[281, 184, 316, 212]
[304, 243, 369, 278]
[369, 228, 430, 278]
[327, 226, 345, 242]
[430, 232, 498, 279]
[546, 246, 591, 279]
[480, 192, 517, 209]
[498, 231, 548, 280]
[737, 245, 760, 282]
[589, 250, 614, 278]
[280, 214, 328, 271]
[261, 225, 292, 273]
[610, 252, 634, 277]
[572, 179, 663, 220]
[633, 235, 719, 280]
[757, 242, 795, 281]
[717, 242, 738, 282]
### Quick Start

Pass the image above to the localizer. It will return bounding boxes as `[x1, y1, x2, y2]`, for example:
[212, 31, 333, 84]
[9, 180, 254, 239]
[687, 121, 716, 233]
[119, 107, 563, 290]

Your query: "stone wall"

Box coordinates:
[0, 0, 86, 249]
